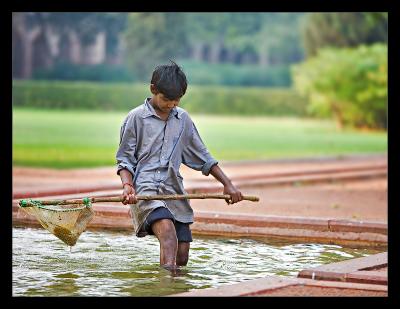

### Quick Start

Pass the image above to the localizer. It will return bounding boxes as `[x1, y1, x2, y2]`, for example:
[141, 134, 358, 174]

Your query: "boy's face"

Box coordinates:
[150, 84, 181, 114]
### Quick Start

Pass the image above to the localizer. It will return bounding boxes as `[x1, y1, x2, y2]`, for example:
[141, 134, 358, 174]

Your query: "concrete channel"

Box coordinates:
[12, 156, 388, 296]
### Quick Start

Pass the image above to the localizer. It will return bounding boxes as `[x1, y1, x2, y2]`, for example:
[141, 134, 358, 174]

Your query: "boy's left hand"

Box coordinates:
[223, 183, 243, 205]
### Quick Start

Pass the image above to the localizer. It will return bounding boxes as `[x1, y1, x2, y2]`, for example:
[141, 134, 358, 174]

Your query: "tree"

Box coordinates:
[102, 13, 128, 64]
[292, 44, 387, 130]
[224, 13, 305, 66]
[123, 13, 188, 79]
[123, 12, 307, 74]
[302, 13, 388, 57]
[13, 13, 42, 78]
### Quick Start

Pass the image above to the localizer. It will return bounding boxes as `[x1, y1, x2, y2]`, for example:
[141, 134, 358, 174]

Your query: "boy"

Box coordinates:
[116, 61, 243, 272]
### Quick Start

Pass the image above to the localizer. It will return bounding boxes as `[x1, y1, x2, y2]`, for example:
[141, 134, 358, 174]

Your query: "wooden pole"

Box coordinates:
[19, 194, 259, 207]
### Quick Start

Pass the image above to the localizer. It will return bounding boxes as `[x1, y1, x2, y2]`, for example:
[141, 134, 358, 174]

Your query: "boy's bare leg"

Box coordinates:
[151, 219, 178, 269]
[176, 242, 190, 266]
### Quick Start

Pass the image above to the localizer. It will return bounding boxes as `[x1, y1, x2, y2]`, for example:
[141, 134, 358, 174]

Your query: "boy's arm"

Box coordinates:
[116, 114, 138, 205]
[209, 164, 243, 204]
[181, 116, 242, 204]
[181, 117, 218, 176]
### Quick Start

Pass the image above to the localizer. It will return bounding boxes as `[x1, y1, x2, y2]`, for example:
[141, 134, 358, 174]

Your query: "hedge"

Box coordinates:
[12, 80, 308, 116]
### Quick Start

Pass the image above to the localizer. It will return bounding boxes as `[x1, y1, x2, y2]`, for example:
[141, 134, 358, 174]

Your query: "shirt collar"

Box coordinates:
[142, 98, 182, 119]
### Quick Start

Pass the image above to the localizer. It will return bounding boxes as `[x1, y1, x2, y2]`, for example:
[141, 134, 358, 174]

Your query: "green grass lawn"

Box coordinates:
[12, 108, 387, 168]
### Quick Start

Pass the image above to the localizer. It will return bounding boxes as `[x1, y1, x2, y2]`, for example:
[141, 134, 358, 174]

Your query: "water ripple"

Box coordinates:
[12, 227, 384, 296]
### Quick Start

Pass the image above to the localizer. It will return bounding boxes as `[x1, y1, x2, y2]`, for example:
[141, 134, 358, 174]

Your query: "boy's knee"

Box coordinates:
[152, 219, 177, 243]
[162, 234, 178, 249]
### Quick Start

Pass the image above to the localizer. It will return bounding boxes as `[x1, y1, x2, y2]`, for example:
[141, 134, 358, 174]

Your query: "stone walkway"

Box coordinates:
[13, 154, 387, 222]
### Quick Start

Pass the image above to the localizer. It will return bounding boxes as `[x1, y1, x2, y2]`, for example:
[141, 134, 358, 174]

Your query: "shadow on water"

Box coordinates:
[12, 227, 385, 296]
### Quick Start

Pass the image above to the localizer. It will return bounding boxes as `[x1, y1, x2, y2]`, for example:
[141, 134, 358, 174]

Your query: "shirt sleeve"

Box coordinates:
[115, 114, 137, 178]
[182, 118, 218, 176]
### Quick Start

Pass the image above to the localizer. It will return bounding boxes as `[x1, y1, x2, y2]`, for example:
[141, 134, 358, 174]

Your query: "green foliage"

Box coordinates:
[12, 80, 308, 116]
[179, 60, 291, 86]
[47, 13, 127, 46]
[22, 13, 306, 86]
[292, 43, 387, 129]
[123, 13, 188, 79]
[302, 13, 387, 57]
[12, 81, 146, 110]
[184, 86, 307, 116]
[122, 13, 306, 82]
[33, 62, 135, 82]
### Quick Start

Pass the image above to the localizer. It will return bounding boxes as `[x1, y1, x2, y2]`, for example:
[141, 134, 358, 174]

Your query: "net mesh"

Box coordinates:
[19, 199, 94, 246]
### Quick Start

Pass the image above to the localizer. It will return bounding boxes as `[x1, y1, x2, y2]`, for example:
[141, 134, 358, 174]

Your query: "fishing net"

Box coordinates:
[17, 193, 259, 246]
[19, 198, 94, 246]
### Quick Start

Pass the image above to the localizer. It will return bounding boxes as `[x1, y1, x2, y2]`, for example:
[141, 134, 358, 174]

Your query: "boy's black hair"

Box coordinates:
[150, 60, 187, 100]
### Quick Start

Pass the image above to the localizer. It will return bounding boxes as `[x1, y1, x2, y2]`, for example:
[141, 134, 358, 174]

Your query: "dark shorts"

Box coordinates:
[143, 207, 193, 242]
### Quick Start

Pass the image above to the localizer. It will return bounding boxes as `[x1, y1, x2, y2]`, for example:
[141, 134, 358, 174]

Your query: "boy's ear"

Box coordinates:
[150, 84, 158, 95]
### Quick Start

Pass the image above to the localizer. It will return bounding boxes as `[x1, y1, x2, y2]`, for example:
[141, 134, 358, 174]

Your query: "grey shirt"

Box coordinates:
[116, 98, 218, 237]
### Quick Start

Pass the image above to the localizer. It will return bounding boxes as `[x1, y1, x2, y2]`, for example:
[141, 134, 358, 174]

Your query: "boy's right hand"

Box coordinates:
[122, 184, 138, 205]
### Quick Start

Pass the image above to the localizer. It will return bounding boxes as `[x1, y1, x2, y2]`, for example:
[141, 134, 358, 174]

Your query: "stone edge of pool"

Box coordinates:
[171, 252, 387, 297]
[12, 200, 388, 248]
[172, 272, 388, 297]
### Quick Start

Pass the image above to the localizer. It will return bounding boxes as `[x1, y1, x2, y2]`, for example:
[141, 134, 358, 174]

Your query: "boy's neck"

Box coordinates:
[149, 98, 170, 121]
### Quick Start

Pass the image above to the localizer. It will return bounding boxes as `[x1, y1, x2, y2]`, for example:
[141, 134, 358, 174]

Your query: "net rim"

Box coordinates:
[36, 205, 89, 212]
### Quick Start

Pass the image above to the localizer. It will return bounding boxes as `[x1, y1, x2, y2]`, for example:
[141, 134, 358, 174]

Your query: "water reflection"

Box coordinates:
[12, 227, 384, 296]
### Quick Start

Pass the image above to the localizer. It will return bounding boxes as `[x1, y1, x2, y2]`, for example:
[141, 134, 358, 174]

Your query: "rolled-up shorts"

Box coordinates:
[143, 207, 193, 242]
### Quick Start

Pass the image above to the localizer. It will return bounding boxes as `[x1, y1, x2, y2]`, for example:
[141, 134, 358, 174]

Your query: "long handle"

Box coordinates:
[19, 193, 259, 207]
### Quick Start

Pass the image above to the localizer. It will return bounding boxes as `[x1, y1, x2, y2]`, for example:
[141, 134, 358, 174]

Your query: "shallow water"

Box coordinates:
[12, 227, 384, 296]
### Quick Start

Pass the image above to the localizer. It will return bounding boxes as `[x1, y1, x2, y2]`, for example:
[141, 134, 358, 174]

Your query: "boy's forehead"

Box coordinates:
[160, 93, 180, 100]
